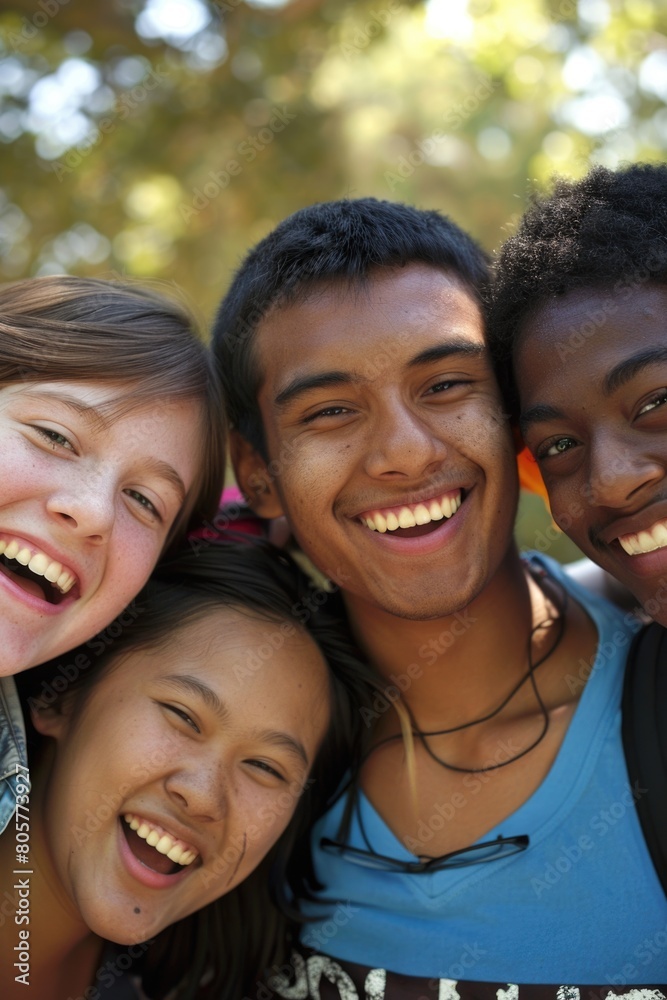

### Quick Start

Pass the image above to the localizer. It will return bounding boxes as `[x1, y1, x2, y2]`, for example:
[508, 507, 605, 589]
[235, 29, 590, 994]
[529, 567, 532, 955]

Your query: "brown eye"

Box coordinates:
[637, 391, 667, 417]
[160, 702, 200, 733]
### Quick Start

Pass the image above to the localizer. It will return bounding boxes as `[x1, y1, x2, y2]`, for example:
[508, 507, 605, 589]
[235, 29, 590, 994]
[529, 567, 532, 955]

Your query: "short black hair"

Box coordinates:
[18, 540, 378, 1000]
[489, 163, 667, 418]
[212, 197, 490, 454]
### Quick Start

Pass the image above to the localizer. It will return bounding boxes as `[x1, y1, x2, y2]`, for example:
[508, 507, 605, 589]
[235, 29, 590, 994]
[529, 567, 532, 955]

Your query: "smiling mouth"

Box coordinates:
[618, 519, 667, 556]
[122, 814, 198, 876]
[360, 489, 464, 538]
[0, 538, 78, 604]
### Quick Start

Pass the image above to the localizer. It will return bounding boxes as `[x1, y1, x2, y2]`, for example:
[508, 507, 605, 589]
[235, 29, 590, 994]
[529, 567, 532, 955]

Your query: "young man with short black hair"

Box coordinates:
[213, 197, 667, 995]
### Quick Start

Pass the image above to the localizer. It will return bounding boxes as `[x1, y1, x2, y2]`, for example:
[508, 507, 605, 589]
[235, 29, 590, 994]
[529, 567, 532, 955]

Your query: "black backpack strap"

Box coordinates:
[622, 622, 667, 895]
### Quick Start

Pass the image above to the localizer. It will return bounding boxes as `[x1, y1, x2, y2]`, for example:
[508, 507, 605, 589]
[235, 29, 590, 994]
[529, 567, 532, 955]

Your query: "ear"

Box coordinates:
[29, 699, 71, 740]
[230, 429, 285, 519]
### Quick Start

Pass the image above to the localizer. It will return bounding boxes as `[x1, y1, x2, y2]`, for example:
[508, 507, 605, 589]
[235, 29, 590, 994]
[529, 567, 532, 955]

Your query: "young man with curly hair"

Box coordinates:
[491, 163, 667, 626]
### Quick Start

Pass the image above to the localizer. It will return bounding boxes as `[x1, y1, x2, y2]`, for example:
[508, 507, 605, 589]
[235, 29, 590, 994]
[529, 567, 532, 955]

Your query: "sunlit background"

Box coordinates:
[2, 0, 666, 558]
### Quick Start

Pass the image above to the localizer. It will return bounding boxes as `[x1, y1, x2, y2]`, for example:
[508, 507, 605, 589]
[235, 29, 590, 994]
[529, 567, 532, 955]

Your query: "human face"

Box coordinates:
[242, 265, 518, 621]
[515, 285, 667, 624]
[35, 609, 330, 944]
[0, 381, 201, 674]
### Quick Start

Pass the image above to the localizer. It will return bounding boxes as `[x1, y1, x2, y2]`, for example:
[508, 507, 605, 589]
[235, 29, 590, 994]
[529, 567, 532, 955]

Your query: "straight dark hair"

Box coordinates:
[212, 197, 490, 454]
[18, 540, 378, 1000]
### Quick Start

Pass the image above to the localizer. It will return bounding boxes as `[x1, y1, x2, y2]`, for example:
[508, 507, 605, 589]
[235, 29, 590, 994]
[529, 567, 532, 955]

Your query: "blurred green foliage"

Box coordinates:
[1, 0, 665, 557]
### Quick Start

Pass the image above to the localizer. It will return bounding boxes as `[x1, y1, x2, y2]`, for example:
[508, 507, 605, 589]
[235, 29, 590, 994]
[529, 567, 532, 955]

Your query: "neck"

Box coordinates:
[0, 750, 102, 1000]
[343, 545, 554, 730]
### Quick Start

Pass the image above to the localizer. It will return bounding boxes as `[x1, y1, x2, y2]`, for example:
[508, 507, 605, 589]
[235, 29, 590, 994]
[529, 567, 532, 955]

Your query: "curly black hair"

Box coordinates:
[488, 162, 667, 418]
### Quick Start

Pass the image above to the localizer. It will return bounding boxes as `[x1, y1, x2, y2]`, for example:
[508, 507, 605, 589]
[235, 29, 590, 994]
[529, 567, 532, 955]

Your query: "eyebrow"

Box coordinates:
[22, 390, 186, 502]
[161, 674, 230, 723]
[257, 730, 310, 769]
[275, 371, 357, 410]
[519, 403, 565, 435]
[23, 390, 114, 428]
[603, 347, 667, 395]
[274, 340, 487, 410]
[159, 674, 310, 768]
[140, 459, 187, 504]
[520, 347, 667, 434]
[406, 341, 487, 369]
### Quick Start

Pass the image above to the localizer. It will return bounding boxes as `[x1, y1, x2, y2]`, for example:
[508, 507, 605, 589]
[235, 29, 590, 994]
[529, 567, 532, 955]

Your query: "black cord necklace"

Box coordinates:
[367, 569, 569, 775]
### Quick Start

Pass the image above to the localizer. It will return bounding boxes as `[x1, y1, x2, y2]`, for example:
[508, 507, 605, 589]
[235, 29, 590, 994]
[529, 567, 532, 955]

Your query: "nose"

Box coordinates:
[587, 430, 664, 509]
[46, 470, 116, 544]
[165, 760, 227, 824]
[363, 399, 448, 480]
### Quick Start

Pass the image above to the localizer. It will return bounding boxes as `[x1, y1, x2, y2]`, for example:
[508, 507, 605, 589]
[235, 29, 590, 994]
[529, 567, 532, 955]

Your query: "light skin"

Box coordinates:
[515, 284, 667, 626]
[0, 608, 330, 1000]
[0, 380, 202, 675]
[234, 264, 598, 856]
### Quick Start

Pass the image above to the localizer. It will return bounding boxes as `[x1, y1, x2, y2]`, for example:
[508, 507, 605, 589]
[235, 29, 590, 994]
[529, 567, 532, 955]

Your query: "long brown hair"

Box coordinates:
[0, 275, 226, 542]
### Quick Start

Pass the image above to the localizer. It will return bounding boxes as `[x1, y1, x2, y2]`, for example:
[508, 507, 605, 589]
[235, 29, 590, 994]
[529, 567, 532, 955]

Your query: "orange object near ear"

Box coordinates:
[517, 447, 550, 505]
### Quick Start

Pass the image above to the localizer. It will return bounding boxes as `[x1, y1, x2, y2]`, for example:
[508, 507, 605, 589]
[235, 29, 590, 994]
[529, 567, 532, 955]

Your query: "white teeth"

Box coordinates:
[653, 523, 667, 545]
[619, 519, 667, 556]
[414, 504, 431, 525]
[123, 813, 198, 866]
[362, 491, 463, 533]
[0, 537, 77, 595]
[56, 571, 75, 594]
[28, 553, 49, 575]
[429, 500, 444, 521]
[398, 507, 416, 529]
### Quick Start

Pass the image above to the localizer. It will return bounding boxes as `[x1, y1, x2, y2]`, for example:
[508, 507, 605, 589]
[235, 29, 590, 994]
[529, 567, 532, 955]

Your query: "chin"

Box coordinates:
[85, 907, 167, 947]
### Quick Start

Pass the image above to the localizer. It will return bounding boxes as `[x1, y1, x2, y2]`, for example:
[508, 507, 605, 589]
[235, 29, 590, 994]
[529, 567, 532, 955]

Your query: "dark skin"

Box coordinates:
[234, 265, 598, 858]
[515, 283, 667, 627]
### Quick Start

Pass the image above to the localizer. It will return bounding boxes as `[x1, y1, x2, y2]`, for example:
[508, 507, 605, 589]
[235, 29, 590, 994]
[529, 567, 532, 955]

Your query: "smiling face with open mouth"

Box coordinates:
[0, 380, 202, 675]
[32, 607, 330, 944]
[515, 285, 667, 624]
[236, 265, 518, 622]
